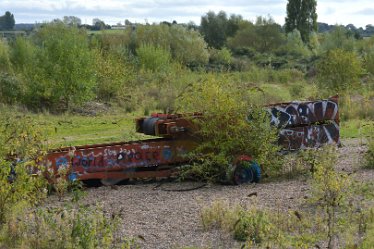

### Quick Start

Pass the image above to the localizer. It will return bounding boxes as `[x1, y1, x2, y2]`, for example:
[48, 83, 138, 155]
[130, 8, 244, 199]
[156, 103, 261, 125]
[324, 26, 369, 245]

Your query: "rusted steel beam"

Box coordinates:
[46, 138, 198, 182]
[45, 96, 339, 184]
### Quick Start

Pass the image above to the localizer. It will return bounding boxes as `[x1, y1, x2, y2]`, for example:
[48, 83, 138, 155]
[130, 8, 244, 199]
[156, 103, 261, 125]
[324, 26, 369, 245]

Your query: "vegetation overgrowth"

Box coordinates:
[0, 15, 373, 116]
[0, 111, 138, 248]
[201, 146, 374, 248]
[0, 3, 373, 248]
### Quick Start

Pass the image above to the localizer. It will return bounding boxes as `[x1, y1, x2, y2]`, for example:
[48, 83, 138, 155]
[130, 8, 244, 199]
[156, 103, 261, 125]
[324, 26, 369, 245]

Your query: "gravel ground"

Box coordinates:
[50, 139, 373, 249]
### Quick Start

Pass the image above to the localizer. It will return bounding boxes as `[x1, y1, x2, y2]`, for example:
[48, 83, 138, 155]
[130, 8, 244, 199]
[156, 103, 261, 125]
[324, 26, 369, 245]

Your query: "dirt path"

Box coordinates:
[51, 139, 373, 249]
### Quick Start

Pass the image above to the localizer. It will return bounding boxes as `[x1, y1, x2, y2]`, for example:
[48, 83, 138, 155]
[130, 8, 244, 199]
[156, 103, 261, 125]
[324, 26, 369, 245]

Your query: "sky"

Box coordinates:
[0, 0, 373, 28]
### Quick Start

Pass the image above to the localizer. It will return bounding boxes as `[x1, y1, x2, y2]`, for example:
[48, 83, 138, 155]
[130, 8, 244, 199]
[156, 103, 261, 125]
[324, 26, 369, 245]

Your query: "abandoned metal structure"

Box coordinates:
[46, 96, 339, 185]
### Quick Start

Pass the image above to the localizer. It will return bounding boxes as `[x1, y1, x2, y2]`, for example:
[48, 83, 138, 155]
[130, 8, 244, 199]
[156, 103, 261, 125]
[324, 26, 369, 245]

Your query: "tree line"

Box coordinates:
[0, 0, 373, 113]
[0, 11, 15, 31]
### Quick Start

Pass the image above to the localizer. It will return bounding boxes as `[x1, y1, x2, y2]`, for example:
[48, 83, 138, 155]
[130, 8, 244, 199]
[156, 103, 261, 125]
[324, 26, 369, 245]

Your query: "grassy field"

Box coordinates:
[340, 119, 373, 139]
[21, 111, 150, 148]
[26, 111, 374, 149]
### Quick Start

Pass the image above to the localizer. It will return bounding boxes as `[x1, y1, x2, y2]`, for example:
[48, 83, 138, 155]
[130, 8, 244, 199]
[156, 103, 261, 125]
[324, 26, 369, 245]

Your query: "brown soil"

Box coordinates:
[49, 139, 373, 249]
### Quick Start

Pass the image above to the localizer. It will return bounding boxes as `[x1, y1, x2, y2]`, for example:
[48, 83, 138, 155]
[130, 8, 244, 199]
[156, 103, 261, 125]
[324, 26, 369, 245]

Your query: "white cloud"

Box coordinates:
[0, 0, 372, 27]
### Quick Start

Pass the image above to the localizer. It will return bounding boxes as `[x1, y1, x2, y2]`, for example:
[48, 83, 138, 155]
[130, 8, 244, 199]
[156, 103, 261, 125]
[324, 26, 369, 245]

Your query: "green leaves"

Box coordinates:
[0, 112, 48, 224]
[177, 78, 281, 181]
[136, 43, 171, 73]
[317, 49, 362, 92]
[285, 0, 318, 43]
[21, 23, 96, 111]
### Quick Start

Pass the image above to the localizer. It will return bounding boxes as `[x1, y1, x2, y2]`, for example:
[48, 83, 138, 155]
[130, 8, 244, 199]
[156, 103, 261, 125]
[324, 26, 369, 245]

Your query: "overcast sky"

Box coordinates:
[0, 0, 373, 28]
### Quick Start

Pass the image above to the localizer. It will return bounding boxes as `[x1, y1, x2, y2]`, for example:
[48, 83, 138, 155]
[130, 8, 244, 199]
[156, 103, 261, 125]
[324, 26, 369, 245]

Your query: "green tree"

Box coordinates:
[134, 24, 209, 67]
[226, 14, 243, 37]
[136, 43, 171, 72]
[317, 49, 362, 92]
[200, 11, 241, 49]
[284, 29, 311, 57]
[0, 112, 47, 224]
[92, 18, 106, 30]
[209, 47, 232, 66]
[228, 16, 284, 53]
[0, 11, 15, 31]
[319, 26, 356, 53]
[134, 24, 171, 50]
[63, 16, 82, 26]
[200, 11, 228, 49]
[285, 0, 317, 43]
[10, 37, 36, 73]
[169, 25, 209, 67]
[25, 23, 96, 110]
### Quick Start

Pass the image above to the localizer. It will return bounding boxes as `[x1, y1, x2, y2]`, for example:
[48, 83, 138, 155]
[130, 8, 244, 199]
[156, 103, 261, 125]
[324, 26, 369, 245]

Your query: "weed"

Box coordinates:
[364, 135, 374, 169]
[200, 200, 321, 248]
[0, 112, 48, 224]
[1, 203, 137, 249]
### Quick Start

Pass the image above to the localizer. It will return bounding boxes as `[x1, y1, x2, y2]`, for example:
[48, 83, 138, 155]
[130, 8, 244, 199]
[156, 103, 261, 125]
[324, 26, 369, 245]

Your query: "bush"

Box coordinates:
[0, 39, 11, 73]
[317, 49, 362, 92]
[200, 200, 320, 247]
[365, 136, 374, 168]
[200, 200, 271, 243]
[364, 50, 374, 75]
[0, 73, 22, 104]
[209, 47, 232, 65]
[0, 112, 137, 248]
[309, 145, 354, 248]
[94, 50, 132, 102]
[0, 112, 48, 224]
[10, 37, 36, 73]
[169, 25, 209, 67]
[1, 204, 137, 249]
[23, 22, 96, 111]
[136, 43, 171, 72]
[289, 82, 305, 99]
[177, 78, 282, 182]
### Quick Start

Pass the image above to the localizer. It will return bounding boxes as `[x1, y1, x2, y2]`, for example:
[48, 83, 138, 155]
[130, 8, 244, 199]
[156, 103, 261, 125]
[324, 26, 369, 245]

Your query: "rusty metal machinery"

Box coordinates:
[45, 96, 340, 185]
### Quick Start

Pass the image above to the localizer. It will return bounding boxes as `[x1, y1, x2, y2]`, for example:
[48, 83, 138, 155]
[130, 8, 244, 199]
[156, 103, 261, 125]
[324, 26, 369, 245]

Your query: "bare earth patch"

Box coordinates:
[49, 139, 373, 249]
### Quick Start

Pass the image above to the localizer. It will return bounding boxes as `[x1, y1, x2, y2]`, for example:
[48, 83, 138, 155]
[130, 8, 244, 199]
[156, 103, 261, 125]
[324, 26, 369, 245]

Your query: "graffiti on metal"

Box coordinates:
[279, 123, 340, 150]
[267, 96, 339, 128]
[266, 96, 340, 150]
[45, 96, 340, 183]
[47, 139, 195, 181]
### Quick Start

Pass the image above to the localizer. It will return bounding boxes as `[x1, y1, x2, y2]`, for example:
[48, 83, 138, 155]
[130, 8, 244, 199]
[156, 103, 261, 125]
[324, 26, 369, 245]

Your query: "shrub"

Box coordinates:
[10, 37, 36, 73]
[365, 136, 374, 169]
[310, 145, 351, 249]
[209, 47, 232, 65]
[177, 78, 282, 182]
[317, 49, 362, 92]
[136, 43, 171, 72]
[23, 22, 96, 111]
[0, 112, 48, 224]
[200, 200, 320, 247]
[0, 39, 12, 73]
[0, 73, 22, 104]
[364, 50, 374, 75]
[94, 50, 132, 102]
[169, 25, 209, 67]
[289, 82, 305, 99]
[1, 204, 137, 249]
[200, 200, 271, 243]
